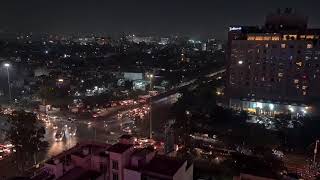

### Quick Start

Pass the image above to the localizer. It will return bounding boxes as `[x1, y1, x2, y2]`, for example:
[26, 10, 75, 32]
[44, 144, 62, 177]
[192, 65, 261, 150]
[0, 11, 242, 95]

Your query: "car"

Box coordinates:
[68, 117, 76, 122]
[69, 128, 77, 136]
[122, 127, 132, 133]
[55, 131, 64, 142]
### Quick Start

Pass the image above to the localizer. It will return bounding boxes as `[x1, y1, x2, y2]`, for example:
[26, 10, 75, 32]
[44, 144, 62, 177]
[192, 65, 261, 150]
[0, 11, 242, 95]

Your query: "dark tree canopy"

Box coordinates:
[6, 110, 48, 173]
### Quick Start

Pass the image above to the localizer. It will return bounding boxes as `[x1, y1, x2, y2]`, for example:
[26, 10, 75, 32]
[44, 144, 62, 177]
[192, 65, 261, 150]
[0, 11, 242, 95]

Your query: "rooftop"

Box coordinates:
[57, 167, 101, 180]
[71, 144, 108, 158]
[142, 155, 185, 176]
[132, 147, 154, 158]
[107, 143, 133, 154]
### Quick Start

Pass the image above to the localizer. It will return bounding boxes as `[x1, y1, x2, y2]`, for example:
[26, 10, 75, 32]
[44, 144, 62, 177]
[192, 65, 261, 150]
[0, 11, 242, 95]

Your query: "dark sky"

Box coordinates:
[0, 0, 319, 39]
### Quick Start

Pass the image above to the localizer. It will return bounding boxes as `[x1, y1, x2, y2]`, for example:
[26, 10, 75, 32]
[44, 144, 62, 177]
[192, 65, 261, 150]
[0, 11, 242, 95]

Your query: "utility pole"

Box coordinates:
[147, 73, 154, 139]
[314, 140, 319, 167]
[3, 63, 11, 105]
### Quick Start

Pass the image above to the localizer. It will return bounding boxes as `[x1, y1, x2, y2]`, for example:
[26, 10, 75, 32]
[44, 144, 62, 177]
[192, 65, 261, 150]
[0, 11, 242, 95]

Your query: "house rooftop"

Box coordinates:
[71, 144, 107, 158]
[142, 155, 185, 176]
[132, 147, 154, 158]
[57, 167, 101, 180]
[107, 143, 133, 154]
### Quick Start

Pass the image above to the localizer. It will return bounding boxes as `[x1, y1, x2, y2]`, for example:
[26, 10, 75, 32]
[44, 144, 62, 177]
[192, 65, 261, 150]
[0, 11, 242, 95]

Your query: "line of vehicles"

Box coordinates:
[54, 125, 77, 142]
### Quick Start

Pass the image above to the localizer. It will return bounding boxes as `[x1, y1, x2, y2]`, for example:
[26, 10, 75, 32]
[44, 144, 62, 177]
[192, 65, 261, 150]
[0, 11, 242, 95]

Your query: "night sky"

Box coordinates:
[1, 0, 320, 39]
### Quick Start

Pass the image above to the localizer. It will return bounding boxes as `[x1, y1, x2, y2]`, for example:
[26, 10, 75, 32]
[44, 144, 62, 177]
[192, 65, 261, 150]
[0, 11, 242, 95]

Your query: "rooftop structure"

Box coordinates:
[29, 138, 192, 180]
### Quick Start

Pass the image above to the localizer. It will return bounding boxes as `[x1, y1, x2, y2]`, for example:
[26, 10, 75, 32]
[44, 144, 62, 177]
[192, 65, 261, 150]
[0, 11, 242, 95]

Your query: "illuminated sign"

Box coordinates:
[229, 27, 242, 31]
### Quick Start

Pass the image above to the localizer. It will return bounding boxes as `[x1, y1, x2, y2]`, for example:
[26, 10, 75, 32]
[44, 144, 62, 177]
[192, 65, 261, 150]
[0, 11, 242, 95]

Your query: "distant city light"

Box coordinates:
[269, 104, 274, 110]
[302, 109, 307, 114]
[289, 106, 294, 113]
[256, 102, 263, 109]
[229, 27, 242, 31]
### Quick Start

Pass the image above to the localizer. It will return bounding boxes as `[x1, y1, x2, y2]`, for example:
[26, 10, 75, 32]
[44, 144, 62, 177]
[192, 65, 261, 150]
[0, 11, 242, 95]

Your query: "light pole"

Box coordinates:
[3, 63, 11, 105]
[147, 73, 154, 139]
[314, 140, 319, 167]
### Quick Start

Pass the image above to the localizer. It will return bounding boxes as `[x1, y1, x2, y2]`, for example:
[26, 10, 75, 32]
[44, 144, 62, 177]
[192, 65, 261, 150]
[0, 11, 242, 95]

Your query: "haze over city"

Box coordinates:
[1, 0, 320, 38]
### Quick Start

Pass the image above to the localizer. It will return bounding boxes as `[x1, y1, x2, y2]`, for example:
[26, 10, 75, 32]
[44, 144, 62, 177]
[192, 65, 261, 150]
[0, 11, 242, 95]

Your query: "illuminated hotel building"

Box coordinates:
[227, 9, 319, 115]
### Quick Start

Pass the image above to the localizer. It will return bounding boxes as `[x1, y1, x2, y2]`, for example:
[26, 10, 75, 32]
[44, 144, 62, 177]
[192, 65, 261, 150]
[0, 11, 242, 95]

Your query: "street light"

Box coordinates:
[314, 140, 319, 167]
[3, 63, 11, 104]
[146, 73, 154, 139]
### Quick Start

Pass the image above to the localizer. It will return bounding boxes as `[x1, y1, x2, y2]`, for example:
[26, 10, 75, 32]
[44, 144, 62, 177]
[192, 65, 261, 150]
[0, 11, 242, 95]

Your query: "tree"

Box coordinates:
[38, 85, 54, 105]
[171, 90, 195, 151]
[6, 111, 48, 174]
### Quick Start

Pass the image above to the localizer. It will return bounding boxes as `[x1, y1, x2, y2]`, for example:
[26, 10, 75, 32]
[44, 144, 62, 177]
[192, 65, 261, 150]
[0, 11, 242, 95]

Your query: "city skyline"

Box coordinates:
[1, 0, 320, 39]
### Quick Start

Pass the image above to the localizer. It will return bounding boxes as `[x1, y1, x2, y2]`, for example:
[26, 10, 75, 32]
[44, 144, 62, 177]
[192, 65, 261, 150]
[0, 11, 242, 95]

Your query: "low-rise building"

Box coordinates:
[31, 138, 193, 180]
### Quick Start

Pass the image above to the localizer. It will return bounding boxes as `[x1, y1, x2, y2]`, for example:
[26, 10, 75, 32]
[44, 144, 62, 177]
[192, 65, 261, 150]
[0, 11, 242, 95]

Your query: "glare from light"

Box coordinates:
[256, 102, 263, 109]
[269, 104, 274, 110]
[3, 63, 10, 68]
[147, 74, 154, 78]
[289, 106, 294, 113]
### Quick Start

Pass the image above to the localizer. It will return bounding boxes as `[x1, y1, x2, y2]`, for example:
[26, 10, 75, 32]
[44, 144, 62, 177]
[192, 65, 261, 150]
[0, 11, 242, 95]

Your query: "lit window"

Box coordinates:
[303, 91, 307, 96]
[263, 36, 271, 40]
[255, 36, 263, 41]
[302, 86, 308, 90]
[300, 35, 306, 39]
[238, 61, 243, 65]
[296, 62, 303, 67]
[294, 79, 299, 84]
[281, 44, 286, 48]
[307, 44, 313, 49]
[272, 36, 280, 41]
[247, 36, 255, 40]
[306, 35, 314, 39]
[265, 44, 269, 48]
[284, 35, 297, 40]
[315, 57, 319, 60]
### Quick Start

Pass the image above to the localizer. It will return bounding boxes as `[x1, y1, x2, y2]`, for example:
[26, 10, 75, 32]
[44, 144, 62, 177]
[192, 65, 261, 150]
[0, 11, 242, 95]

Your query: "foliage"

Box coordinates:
[171, 85, 280, 150]
[6, 111, 48, 173]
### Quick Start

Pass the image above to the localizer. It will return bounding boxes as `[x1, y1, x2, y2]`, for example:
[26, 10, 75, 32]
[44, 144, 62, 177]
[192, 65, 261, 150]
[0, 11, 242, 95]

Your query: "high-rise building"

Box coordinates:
[227, 9, 319, 115]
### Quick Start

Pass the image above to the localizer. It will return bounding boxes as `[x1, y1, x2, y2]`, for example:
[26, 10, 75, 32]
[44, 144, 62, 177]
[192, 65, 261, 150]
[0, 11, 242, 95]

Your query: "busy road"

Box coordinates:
[34, 93, 178, 164]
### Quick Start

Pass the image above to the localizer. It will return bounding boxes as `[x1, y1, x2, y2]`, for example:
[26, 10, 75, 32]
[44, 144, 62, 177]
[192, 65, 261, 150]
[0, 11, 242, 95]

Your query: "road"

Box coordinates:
[37, 68, 225, 162]
[0, 67, 225, 178]
[40, 93, 178, 168]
